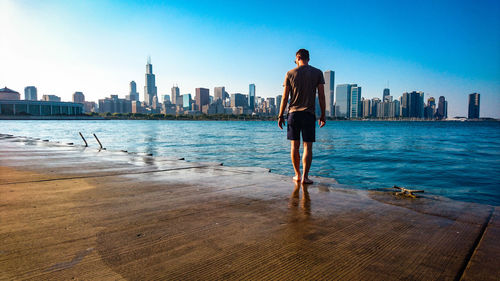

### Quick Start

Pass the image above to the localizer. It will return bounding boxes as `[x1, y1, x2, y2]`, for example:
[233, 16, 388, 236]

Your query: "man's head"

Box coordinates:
[295, 49, 310, 65]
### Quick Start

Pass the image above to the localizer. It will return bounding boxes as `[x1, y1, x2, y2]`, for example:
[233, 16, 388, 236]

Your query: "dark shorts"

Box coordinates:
[287, 111, 316, 142]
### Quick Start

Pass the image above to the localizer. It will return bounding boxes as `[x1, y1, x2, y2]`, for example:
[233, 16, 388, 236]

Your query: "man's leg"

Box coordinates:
[291, 140, 301, 182]
[302, 141, 313, 184]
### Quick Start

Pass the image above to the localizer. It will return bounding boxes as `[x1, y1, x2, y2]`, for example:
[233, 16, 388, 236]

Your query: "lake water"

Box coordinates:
[1, 120, 499, 206]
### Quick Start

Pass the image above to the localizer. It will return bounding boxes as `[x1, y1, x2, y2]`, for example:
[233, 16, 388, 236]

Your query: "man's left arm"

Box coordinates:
[317, 84, 326, 128]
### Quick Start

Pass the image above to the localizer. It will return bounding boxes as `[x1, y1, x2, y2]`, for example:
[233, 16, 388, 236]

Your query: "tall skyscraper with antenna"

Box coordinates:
[144, 56, 157, 106]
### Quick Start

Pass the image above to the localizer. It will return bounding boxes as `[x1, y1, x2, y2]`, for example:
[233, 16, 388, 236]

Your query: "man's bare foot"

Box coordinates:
[293, 175, 301, 182]
[302, 177, 313, 184]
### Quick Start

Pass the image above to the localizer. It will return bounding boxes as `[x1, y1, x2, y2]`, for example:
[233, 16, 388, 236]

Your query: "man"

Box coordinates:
[278, 49, 326, 184]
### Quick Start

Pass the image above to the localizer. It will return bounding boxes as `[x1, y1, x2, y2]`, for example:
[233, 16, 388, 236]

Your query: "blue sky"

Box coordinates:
[1, 0, 499, 117]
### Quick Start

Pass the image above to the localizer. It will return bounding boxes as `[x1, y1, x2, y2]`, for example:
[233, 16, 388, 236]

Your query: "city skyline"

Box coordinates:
[1, 0, 499, 117]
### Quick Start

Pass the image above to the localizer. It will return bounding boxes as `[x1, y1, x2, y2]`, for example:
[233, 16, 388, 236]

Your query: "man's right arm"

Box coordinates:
[317, 84, 326, 128]
[278, 85, 289, 129]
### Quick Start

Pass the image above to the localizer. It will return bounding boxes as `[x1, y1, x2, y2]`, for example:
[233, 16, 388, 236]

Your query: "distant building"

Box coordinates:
[144, 57, 157, 106]
[324, 70, 335, 117]
[214, 86, 225, 103]
[248, 84, 256, 111]
[424, 97, 436, 119]
[0, 87, 20, 100]
[362, 98, 371, 118]
[436, 96, 447, 120]
[231, 93, 247, 108]
[350, 85, 362, 118]
[24, 86, 37, 101]
[42, 95, 61, 102]
[98, 95, 132, 113]
[183, 94, 192, 110]
[401, 91, 424, 118]
[171, 86, 181, 106]
[195, 88, 210, 111]
[72, 92, 85, 103]
[126, 81, 139, 101]
[383, 88, 390, 102]
[371, 98, 381, 118]
[335, 84, 351, 118]
[82, 101, 97, 113]
[276, 95, 282, 113]
[468, 93, 480, 119]
[162, 94, 171, 104]
[0, 99, 83, 115]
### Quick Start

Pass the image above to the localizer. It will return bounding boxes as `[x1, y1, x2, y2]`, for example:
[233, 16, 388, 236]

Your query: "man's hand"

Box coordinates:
[318, 115, 326, 128]
[278, 116, 285, 129]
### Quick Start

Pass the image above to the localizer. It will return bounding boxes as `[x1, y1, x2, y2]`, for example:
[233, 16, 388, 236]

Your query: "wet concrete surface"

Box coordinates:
[0, 134, 498, 280]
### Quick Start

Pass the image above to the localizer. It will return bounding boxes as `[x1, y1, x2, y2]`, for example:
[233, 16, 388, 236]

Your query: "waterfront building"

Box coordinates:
[362, 98, 371, 118]
[231, 93, 247, 108]
[214, 86, 225, 103]
[335, 84, 351, 118]
[144, 57, 157, 106]
[468, 93, 480, 119]
[324, 70, 335, 117]
[248, 84, 256, 111]
[0, 99, 83, 116]
[401, 91, 424, 118]
[276, 95, 282, 113]
[42, 95, 61, 102]
[371, 98, 381, 118]
[163, 95, 171, 104]
[436, 96, 447, 120]
[72, 92, 85, 103]
[0, 87, 21, 100]
[171, 86, 181, 106]
[424, 97, 436, 119]
[183, 94, 192, 110]
[98, 95, 132, 113]
[350, 85, 362, 118]
[383, 88, 391, 102]
[126, 81, 139, 101]
[24, 86, 37, 101]
[195, 88, 209, 111]
[131, 101, 143, 113]
[82, 101, 96, 113]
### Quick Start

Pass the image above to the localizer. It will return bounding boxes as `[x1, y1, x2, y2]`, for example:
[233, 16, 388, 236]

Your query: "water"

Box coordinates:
[1, 120, 499, 205]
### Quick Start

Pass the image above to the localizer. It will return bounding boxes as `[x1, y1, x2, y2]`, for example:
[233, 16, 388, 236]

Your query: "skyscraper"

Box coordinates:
[383, 88, 390, 102]
[350, 85, 362, 118]
[468, 93, 480, 119]
[248, 84, 256, 111]
[214, 86, 225, 102]
[436, 96, 448, 120]
[195, 88, 209, 111]
[183, 94, 192, 110]
[362, 98, 371, 118]
[371, 97, 381, 118]
[335, 84, 351, 118]
[424, 97, 436, 119]
[24, 86, 37, 101]
[144, 57, 157, 106]
[171, 86, 181, 106]
[72, 92, 85, 103]
[127, 81, 139, 101]
[276, 95, 282, 113]
[231, 93, 247, 107]
[324, 70, 335, 117]
[404, 91, 424, 118]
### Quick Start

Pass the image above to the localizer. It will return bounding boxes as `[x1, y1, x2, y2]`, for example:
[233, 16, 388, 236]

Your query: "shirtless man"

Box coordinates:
[278, 49, 326, 184]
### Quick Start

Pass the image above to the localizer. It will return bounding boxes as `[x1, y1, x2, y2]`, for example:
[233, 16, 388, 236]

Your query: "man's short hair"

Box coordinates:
[296, 49, 310, 61]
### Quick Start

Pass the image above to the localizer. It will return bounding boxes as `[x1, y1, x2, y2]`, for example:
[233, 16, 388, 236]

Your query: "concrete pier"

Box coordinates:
[0, 134, 498, 280]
